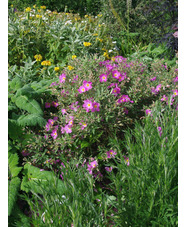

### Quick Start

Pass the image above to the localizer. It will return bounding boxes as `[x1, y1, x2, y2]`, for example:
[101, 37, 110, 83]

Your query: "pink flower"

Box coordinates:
[155, 84, 161, 92]
[70, 101, 79, 112]
[61, 109, 67, 115]
[124, 156, 130, 166]
[61, 125, 72, 134]
[78, 85, 86, 93]
[107, 83, 118, 89]
[173, 76, 178, 83]
[150, 76, 156, 81]
[145, 109, 152, 115]
[172, 89, 178, 97]
[112, 70, 121, 79]
[48, 119, 54, 126]
[112, 86, 121, 96]
[158, 127, 162, 136]
[161, 95, 168, 102]
[87, 160, 98, 174]
[79, 122, 87, 130]
[68, 119, 74, 127]
[99, 74, 108, 82]
[107, 150, 117, 158]
[45, 123, 50, 131]
[83, 80, 92, 91]
[51, 129, 58, 139]
[91, 102, 100, 112]
[117, 95, 132, 103]
[52, 101, 59, 107]
[59, 73, 66, 83]
[105, 166, 113, 172]
[45, 102, 51, 108]
[82, 99, 93, 112]
[117, 73, 126, 82]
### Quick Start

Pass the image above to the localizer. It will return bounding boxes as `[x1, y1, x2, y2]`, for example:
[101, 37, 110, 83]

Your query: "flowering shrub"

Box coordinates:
[23, 54, 178, 178]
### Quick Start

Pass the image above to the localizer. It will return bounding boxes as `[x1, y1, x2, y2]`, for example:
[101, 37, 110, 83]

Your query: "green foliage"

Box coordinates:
[21, 163, 63, 193]
[8, 152, 22, 217]
[22, 163, 112, 226]
[8, 177, 21, 216]
[107, 101, 178, 226]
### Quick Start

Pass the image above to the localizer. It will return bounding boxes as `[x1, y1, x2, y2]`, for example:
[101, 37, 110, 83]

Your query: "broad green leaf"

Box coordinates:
[15, 95, 43, 115]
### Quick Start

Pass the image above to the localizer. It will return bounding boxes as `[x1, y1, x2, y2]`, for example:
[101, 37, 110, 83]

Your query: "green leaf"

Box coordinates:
[15, 95, 43, 115]
[8, 153, 22, 178]
[8, 177, 21, 216]
[81, 140, 90, 149]
[8, 119, 23, 140]
[17, 114, 46, 127]
[21, 164, 64, 194]
[9, 76, 23, 92]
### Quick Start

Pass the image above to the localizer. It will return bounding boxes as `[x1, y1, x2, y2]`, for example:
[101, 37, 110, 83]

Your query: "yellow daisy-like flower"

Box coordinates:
[97, 14, 102, 17]
[34, 54, 42, 61]
[36, 14, 42, 19]
[40, 6, 46, 9]
[25, 7, 31, 12]
[11, 4, 13, 7]
[84, 15, 88, 18]
[68, 65, 74, 70]
[111, 57, 116, 61]
[98, 24, 101, 27]
[41, 60, 51, 66]
[37, 9, 41, 13]
[83, 42, 92, 47]
[65, 13, 69, 15]
[93, 33, 98, 36]
[33, 5, 36, 8]
[72, 55, 77, 59]
[54, 67, 60, 72]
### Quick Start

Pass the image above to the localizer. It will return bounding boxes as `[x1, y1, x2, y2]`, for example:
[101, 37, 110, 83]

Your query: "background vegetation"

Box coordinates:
[8, 1, 178, 226]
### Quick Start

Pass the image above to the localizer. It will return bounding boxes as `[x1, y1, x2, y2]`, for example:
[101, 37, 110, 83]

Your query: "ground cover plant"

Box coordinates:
[8, 3, 178, 227]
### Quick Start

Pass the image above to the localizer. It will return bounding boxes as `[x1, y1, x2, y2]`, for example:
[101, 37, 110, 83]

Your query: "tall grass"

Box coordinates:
[107, 100, 178, 226]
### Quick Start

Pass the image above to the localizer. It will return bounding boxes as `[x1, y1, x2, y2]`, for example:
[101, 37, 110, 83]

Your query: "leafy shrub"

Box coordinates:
[22, 54, 178, 177]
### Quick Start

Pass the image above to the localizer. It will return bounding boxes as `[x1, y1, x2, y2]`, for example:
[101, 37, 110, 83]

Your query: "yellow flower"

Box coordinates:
[36, 14, 42, 19]
[37, 9, 41, 13]
[72, 55, 77, 59]
[11, 4, 13, 7]
[111, 57, 116, 61]
[25, 7, 31, 12]
[33, 5, 36, 8]
[40, 6, 46, 9]
[83, 42, 92, 47]
[97, 14, 102, 17]
[34, 54, 42, 61]
[68, 65, 74, 70]
[84, 15, 88, 18]
[96, 38, 103, 42]
[93, 33, 98, 36]
[54, 67, 60, 72]
[65, 13, 69, 15]
[41, 60, 51, 66]
[98, 24, 101, 27]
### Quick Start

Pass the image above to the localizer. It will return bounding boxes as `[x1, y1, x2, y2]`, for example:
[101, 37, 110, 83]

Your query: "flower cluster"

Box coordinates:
[41, 60, 51, 66]
[83, 42, 92, 47]
[34, 54, 42, 61]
